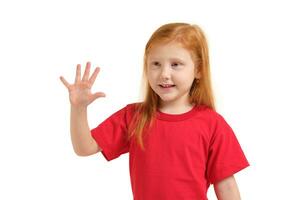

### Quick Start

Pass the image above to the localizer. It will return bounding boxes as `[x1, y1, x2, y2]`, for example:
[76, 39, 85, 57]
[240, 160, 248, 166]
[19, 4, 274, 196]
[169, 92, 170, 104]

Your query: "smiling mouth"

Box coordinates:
[159, 84, 176, 88]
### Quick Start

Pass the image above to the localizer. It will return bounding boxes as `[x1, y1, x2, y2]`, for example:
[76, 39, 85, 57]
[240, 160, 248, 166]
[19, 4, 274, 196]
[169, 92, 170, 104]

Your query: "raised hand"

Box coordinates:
[60, 61, 106, 108]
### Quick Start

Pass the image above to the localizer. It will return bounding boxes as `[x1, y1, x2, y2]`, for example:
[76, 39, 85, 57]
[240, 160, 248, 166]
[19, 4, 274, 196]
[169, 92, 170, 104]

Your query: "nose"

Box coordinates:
[160, 65, 171, 80]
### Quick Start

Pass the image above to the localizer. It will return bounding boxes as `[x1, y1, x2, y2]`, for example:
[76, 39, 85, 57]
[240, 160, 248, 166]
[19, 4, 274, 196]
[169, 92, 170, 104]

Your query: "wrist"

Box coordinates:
[71, 105, 87, 113]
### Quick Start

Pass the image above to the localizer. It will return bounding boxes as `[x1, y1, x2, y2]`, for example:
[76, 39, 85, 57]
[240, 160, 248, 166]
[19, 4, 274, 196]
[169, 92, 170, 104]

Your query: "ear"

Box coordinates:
[195, 70, 201, 79]
[194, 66, 201, 79]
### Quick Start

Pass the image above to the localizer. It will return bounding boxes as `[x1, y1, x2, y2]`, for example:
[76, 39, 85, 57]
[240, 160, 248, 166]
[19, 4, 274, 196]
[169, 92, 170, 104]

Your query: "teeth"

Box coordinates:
[160, 84, 174, 88]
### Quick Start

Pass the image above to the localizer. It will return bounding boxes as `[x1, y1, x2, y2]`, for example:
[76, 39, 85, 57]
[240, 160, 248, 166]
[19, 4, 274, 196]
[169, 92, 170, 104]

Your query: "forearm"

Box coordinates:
[70, 106, 95, 156]
[214, 176, 241, 200]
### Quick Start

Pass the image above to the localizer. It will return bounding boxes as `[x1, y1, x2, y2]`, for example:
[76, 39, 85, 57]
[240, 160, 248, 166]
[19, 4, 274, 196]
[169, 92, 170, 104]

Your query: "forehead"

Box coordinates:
[147, 42, 192, 61]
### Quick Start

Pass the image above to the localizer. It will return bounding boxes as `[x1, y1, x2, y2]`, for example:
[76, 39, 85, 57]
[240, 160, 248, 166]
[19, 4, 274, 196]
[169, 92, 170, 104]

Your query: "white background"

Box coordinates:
[1, 0, 299, 199]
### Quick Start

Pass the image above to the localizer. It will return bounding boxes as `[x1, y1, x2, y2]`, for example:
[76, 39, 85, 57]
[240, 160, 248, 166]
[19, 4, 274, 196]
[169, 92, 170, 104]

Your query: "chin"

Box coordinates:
[158, 95, 177, 102]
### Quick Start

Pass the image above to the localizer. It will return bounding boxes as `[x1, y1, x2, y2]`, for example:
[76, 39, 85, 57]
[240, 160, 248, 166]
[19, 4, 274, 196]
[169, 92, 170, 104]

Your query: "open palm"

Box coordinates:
[60, 62, 106, 107]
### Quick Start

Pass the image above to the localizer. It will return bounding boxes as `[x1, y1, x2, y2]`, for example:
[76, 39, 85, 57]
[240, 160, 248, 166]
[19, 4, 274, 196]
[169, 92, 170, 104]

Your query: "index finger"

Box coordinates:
[89, 67, 100, 86]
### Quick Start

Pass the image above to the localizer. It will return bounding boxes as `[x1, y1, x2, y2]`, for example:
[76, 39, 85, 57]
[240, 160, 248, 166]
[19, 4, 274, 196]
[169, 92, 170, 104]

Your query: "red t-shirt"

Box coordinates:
[91, 103, 249, 200]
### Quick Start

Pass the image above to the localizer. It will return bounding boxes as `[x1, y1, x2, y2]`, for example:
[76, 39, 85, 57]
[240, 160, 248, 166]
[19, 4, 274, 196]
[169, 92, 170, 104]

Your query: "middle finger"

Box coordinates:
[82, 61, 91, 81]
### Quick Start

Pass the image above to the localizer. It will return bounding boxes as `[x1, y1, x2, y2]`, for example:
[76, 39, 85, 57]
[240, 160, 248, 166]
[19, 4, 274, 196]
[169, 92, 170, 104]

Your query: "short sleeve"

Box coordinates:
[206, 114, 250, 184]
[91, 105, 130, 161]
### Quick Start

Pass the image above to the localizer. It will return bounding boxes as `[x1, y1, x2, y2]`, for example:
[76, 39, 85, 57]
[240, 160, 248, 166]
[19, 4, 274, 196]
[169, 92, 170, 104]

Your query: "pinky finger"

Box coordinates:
[59, 76, 70, 89]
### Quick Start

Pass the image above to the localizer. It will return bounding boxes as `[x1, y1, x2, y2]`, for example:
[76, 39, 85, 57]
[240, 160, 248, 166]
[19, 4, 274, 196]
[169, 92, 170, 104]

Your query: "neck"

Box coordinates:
[158, 101, 195, 114]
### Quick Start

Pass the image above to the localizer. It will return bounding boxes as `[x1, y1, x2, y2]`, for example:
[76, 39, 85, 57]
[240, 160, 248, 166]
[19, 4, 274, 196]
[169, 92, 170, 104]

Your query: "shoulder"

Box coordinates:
[125, 102, 142, 109]
[194, 104, 224, 122]
[124, 102, 142, 114]
[194, 104, 230, 132]
[120, 102, 143, 122]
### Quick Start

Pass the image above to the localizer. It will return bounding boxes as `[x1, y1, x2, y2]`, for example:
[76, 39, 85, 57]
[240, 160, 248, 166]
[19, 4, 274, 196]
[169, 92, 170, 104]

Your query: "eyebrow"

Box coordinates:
[149, 57, 184, 62]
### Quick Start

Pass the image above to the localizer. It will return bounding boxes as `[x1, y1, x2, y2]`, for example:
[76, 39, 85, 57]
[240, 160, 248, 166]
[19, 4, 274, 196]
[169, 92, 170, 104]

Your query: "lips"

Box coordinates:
[159, 84, 175, 88]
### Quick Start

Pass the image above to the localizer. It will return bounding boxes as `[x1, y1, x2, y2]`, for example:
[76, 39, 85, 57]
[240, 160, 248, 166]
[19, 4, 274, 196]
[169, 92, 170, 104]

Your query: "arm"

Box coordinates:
[60, 62, 106, 156]
[70, 106, 101, 156]
[213, 175, 241, 200]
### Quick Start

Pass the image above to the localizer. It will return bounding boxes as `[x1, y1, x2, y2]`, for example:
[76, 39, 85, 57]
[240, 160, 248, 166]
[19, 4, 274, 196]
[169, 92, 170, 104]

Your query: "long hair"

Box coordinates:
[127, 22, 216, 151]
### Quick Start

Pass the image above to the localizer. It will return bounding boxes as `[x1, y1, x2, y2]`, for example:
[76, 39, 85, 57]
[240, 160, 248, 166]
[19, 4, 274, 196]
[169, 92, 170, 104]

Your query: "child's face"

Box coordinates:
[146, 42, 200, 107]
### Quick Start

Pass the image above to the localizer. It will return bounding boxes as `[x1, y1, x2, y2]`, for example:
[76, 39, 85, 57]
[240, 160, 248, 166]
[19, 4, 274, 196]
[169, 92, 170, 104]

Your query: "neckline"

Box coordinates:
[155, 105, 200, 121]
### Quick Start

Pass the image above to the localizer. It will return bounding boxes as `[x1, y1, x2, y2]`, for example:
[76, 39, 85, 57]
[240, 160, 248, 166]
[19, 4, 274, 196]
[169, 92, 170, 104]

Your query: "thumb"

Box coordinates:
[91, 92, 106, 101]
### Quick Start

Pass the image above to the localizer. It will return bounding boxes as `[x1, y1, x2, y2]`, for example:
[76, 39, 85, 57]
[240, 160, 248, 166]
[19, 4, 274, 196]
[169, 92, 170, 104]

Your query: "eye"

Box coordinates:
[153, 61, 160, 66]
[171, 62, 182, 68]
[149, 61, 160, 69]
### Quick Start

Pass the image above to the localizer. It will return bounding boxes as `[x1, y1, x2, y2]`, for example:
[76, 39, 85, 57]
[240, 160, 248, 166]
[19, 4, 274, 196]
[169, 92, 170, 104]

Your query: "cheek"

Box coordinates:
[175, 75, 195, 87]
[146, 74, 157, 88]
[147, 71, 157, 81]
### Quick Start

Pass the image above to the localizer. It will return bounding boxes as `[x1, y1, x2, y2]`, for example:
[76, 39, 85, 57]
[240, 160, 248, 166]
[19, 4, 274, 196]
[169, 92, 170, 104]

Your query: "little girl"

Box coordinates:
[60, 22, 249, 200]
